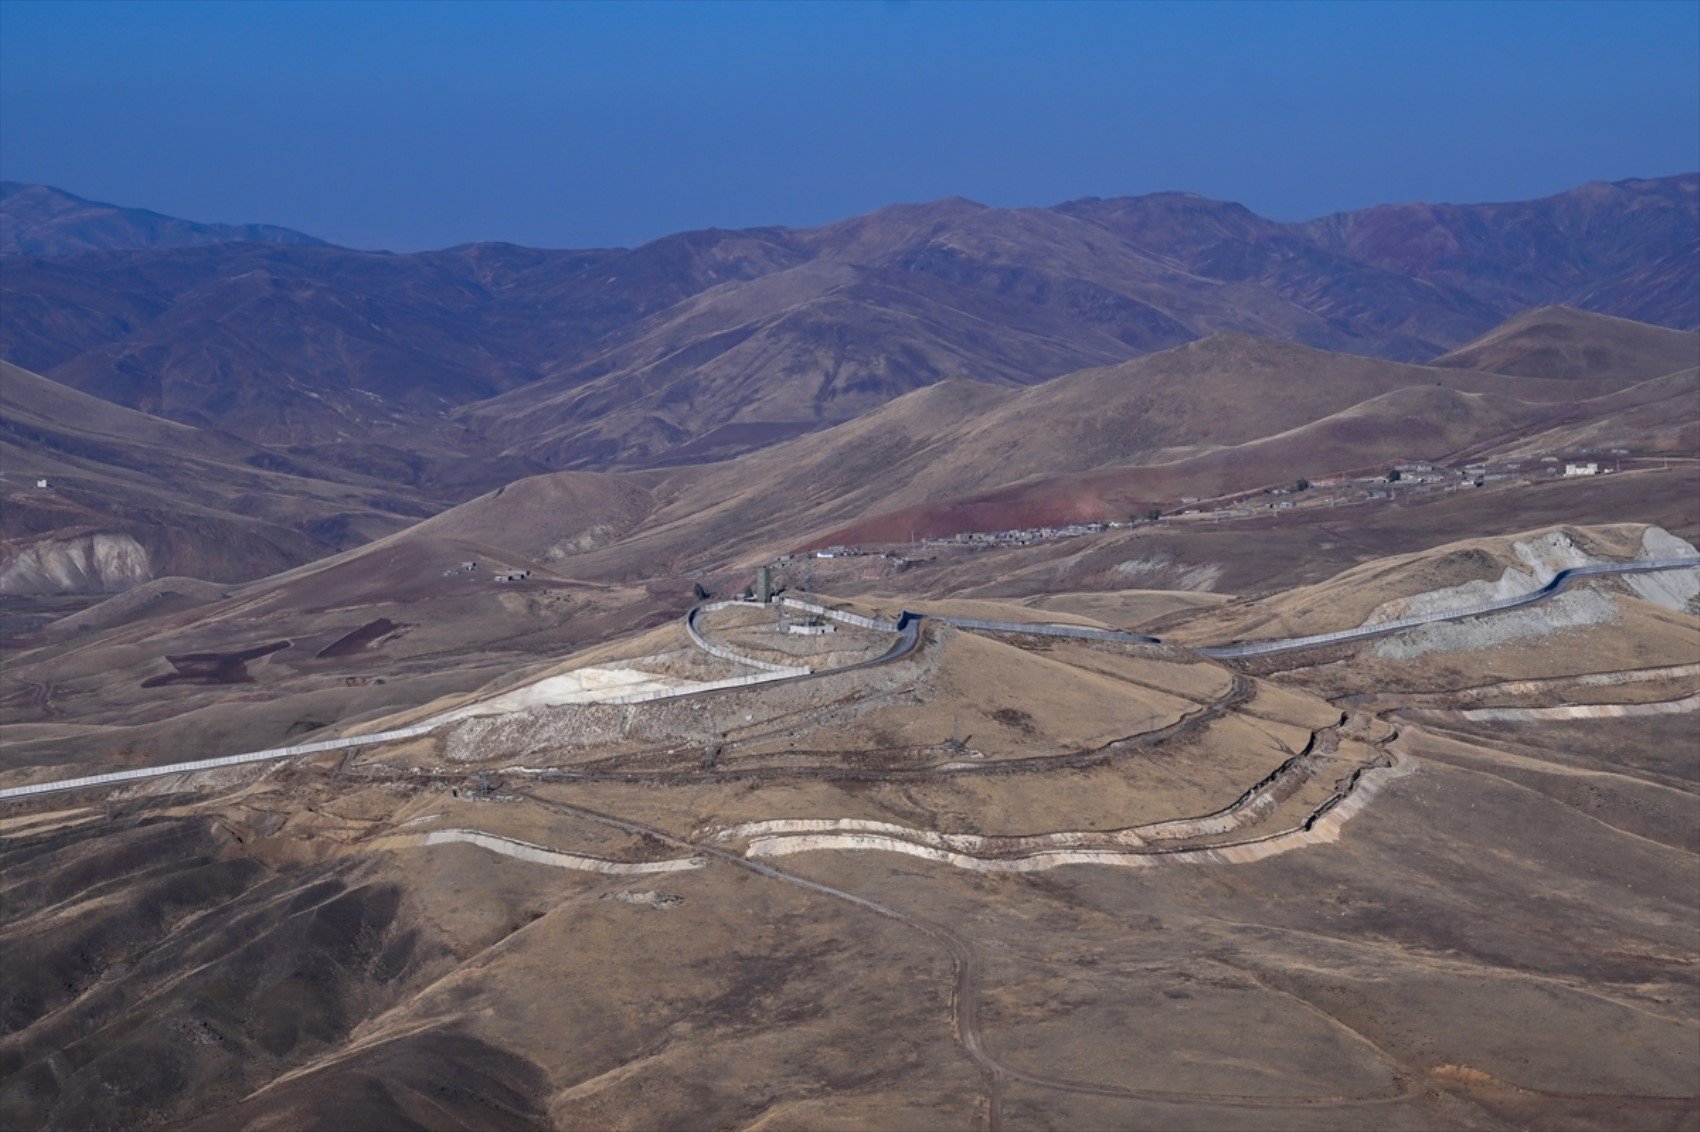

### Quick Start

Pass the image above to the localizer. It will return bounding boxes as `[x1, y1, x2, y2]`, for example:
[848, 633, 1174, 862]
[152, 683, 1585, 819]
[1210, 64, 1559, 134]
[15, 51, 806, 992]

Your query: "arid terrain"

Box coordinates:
[2, 521, 1696, 1130]
[2, 181, 1698, 1130]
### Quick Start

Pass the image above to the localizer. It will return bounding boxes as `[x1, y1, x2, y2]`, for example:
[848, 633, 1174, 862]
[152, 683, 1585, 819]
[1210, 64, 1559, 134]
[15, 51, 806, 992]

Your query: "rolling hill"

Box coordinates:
[193, 323, 1690, 591]
[1298, 174, 1700, 325]
[1429, 305, 1699, 382]
[630, 332, 1646, 552]
[0, 362, 434, 593]
[6, 306, 1695, 599]
[5, 308, 1695, 792]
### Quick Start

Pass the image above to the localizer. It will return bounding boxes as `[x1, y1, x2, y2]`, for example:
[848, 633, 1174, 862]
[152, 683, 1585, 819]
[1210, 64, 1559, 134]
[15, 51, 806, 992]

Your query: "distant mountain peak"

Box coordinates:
[0, 182, 327, 257]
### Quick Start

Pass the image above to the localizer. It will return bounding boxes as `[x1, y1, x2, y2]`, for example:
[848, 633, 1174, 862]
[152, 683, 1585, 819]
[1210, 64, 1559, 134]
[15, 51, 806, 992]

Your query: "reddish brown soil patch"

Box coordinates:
[141, 640, 291, 687]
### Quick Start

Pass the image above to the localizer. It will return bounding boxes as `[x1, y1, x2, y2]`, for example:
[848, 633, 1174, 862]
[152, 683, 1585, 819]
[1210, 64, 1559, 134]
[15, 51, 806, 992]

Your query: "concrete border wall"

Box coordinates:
[1, 608, 816, 802]
[777, 597, 899, 632]
[599, 668, 803, 704]
[0, 723, 438, 801]
[1198, 557, 1700, 658]
[932, 616, 1161, 645]
[9, 559, 1689, 803]
[687, 601, 813, 674]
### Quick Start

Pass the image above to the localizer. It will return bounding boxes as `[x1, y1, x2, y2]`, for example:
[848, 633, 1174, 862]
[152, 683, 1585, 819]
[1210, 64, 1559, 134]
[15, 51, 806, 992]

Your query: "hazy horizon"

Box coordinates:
[3, 0, 1695, 252]
[10, 168, 1700, 256]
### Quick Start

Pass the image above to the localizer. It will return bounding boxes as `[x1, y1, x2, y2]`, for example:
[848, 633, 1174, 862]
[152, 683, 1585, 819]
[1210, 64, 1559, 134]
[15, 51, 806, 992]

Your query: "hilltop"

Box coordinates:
[1430, 305, 1699, 382]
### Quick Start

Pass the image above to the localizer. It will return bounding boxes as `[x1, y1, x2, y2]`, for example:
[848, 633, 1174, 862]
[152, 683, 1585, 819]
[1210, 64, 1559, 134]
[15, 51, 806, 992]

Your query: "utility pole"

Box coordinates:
[945, 714, 965, 754]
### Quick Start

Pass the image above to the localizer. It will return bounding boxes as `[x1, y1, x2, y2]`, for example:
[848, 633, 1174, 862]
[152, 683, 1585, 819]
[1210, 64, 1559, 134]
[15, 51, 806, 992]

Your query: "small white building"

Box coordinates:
[1564, 462, 1599, 477]
[35, 478, 53, 490]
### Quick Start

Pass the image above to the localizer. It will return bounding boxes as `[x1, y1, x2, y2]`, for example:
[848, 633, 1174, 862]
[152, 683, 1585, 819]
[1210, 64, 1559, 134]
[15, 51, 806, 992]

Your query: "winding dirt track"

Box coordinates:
[509, 758, 1694, 1122]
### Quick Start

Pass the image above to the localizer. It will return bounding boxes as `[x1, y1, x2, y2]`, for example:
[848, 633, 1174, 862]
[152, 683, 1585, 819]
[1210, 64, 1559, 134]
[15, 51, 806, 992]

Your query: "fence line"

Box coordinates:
[776, 597, 900, 632]
[0, 723, 439, 801]
[1196, 557, 1700, 658]
[5, 557, 1693, 803]
[929, 616, 1161, 644]
[685, 601, 813, 673]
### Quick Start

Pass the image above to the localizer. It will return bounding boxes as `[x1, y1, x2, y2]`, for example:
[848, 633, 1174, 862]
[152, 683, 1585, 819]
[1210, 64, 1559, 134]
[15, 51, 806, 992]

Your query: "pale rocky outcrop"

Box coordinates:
[1366, 527, 1698, 658]
[0, 533, 151, 595]
[1373, 589, 1620, 660]
[1625, 528, 1700, 611]
[1365, 531, 1595, 625]
[428, 665, 713, 725]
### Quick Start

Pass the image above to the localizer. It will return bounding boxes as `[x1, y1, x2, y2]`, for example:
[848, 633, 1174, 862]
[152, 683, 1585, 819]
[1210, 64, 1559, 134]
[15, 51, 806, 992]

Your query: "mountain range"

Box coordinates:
[2, 178, 1697, 596]
[0, 181, 325, 256]
[3, 175, 1694, 486]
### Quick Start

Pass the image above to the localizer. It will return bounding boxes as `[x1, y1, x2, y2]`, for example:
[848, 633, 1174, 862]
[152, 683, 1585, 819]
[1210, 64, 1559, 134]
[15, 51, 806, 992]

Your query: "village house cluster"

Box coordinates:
[804, 446, 1643, 555]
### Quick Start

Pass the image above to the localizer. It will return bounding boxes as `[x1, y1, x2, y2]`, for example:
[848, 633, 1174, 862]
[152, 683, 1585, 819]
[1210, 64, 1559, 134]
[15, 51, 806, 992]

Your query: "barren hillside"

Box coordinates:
[1430, 305, 1699, 381]
[5, 175, 1694, 476]
[0, 362, 433, 595]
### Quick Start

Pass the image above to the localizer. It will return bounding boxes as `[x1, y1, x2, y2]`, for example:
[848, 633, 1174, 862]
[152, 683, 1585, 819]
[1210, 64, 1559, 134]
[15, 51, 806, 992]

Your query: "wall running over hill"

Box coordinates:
[688, 601, 813, 673]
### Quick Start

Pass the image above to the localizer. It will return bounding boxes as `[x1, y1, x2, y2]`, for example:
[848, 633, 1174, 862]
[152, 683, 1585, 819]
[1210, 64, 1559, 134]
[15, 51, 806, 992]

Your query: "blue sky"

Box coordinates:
[2, 0, 1695, 251]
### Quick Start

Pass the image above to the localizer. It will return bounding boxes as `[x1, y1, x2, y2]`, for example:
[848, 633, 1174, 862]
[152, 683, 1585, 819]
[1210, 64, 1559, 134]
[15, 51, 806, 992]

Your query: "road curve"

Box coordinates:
[1, 558, 1692, 803]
